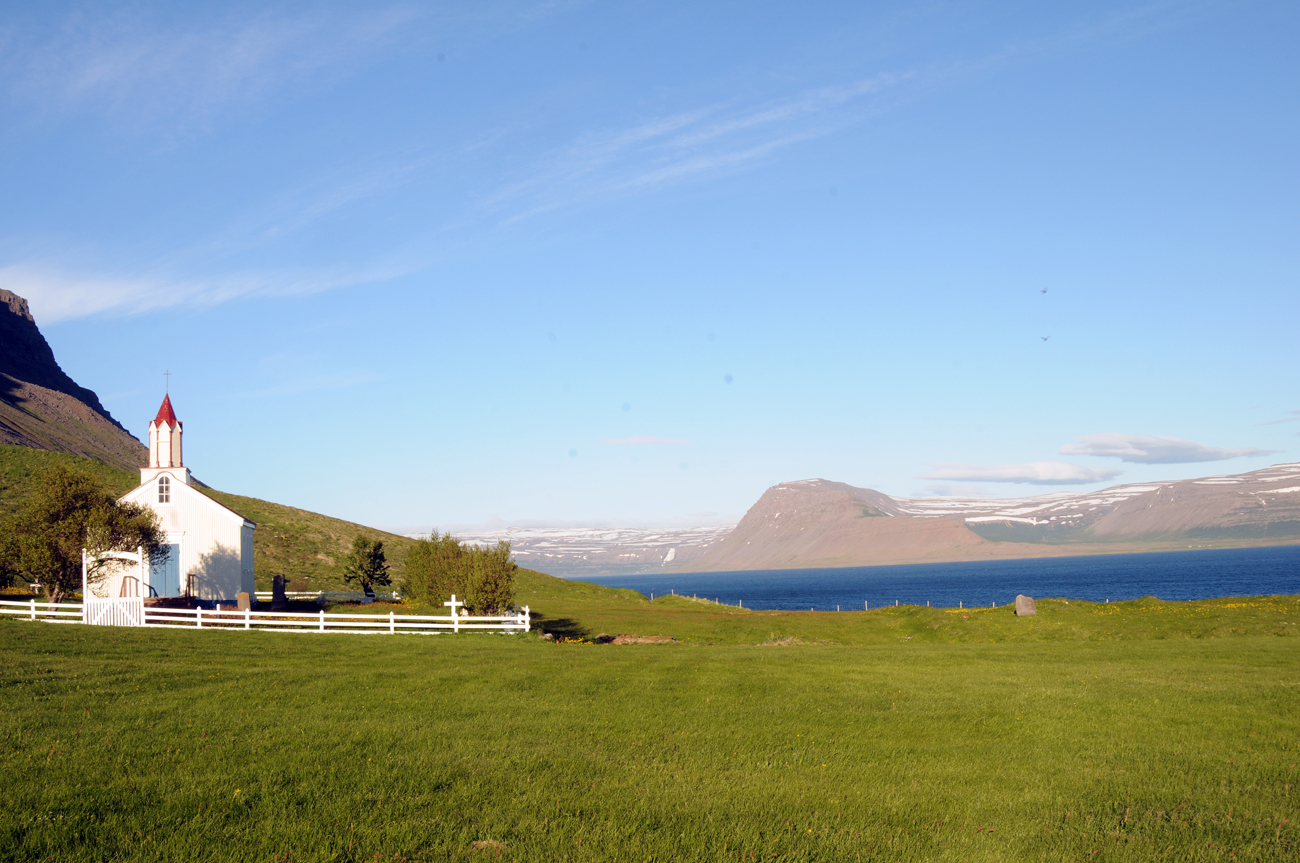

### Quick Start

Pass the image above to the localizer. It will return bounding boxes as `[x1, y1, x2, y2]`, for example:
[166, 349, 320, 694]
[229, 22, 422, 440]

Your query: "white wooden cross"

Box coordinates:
[444, 594, 463, 633]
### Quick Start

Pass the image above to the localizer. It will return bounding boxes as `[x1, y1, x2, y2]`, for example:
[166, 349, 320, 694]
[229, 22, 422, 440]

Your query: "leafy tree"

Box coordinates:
[403, 532, 517, 614]
[0, 465, 163, 604]
[342, 536, 391, 597]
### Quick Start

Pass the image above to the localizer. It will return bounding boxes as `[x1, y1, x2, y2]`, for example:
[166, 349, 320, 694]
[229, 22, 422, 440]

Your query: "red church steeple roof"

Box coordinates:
[153, 394, 180, 427]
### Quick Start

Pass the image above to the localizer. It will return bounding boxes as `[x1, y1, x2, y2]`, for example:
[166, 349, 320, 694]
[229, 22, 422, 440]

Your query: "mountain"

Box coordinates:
[894, 463, 1300, 542]
[0, 290, 147, 473]
[679, 465, 1300, 572]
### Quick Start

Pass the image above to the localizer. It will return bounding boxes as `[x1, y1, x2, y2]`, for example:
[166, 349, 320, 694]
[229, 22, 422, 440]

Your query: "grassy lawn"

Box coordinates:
[504, 571, 1300, 645]
[3, 595, 1298, 862]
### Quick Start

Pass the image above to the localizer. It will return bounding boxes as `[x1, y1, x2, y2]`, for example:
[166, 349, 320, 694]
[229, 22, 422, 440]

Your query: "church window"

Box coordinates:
[158, 475, 171, 504]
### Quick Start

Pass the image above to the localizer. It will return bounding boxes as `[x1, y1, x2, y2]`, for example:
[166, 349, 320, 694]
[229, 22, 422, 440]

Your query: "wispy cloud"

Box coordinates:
[1, 5, 426, 137]
[920, 462, 1122, 485]
[0, 261, 405, 324]
[1261, 411, 1300, 426]
[0, 1, 1205, 327]
[481, 72, 913, 222]
[1060, 433, 1274, 464]
[603, 436, 689, 446]
[1, 68, 912, 321]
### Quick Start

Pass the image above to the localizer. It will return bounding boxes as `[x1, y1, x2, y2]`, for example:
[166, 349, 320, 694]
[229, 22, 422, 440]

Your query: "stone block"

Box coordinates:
[1015, 594, 1037, 616]
[236, 592, 251, 610]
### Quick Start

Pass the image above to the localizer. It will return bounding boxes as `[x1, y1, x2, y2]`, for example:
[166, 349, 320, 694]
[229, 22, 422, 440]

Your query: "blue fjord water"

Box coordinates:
[572, 545, 1300, 611]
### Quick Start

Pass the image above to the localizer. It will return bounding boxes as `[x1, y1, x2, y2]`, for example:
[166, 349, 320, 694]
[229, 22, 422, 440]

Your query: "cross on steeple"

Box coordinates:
[164, 370, 172, 393]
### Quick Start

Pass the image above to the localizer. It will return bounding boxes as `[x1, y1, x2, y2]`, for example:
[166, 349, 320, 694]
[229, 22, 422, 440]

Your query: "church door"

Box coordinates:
[149, 544, 181, 597]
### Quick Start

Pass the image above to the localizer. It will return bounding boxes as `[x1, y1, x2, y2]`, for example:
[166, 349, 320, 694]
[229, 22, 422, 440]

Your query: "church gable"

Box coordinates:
[122, 475, 253, 529]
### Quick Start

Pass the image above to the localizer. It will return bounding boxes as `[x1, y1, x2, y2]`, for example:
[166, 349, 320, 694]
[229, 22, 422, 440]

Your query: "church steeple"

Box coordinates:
[140, 394, 191, 489]
[149, 394, 183, 468]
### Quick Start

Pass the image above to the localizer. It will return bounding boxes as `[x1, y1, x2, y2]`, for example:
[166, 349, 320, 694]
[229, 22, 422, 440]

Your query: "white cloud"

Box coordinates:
[1060, 433, 1274, 464]
[919, 461, 1121, 485]
[603, 436, 688, 446]
[0, 262, 403, 323]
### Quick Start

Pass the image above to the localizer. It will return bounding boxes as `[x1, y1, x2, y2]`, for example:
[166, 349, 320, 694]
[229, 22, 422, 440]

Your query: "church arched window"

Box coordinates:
[158, 475, 171, 504]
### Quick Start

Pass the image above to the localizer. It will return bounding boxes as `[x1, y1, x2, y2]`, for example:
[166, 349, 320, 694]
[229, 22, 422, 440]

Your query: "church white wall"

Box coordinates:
[117, 473, 254, 602]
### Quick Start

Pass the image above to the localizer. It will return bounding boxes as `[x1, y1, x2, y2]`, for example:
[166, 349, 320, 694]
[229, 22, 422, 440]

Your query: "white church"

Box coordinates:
[93, 395, 256, 604]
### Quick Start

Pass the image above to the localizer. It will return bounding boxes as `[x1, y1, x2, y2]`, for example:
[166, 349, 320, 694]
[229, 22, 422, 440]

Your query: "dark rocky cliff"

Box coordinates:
[0, 290, 147, 472]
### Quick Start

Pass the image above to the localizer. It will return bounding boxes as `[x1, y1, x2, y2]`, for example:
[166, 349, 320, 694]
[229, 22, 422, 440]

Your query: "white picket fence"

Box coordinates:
[0, 597, 528, 635]
[0, 599, 83, 622]
[252, 590, 403, 603]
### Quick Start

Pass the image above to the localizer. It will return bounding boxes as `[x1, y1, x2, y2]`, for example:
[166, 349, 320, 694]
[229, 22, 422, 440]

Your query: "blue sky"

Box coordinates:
[2, 1, 1297, 531]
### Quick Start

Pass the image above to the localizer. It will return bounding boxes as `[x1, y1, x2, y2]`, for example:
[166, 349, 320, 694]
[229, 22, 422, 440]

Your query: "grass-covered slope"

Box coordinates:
[0, 445, 420, 591]
[2, 619, 1297, 862]
[0, 444, 138, 516]
[197, 487, 419, 591]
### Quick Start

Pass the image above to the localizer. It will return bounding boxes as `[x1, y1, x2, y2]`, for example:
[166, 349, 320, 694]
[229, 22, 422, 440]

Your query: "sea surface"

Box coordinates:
[571, 545, 1300, 611]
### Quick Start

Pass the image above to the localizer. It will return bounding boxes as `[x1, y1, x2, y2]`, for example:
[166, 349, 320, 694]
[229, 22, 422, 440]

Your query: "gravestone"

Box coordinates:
[1015, 594, 1037, 616]
[272, 575, 287, 609]
[236, 592, 251, 611]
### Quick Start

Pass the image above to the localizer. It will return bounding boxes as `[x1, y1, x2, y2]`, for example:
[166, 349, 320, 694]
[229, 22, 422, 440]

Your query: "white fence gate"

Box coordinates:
[83, 597, 146, 627]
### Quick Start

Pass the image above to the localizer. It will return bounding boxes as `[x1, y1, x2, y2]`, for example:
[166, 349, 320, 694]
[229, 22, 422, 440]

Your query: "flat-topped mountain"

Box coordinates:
[679, 465, 1300, 572]
[0, 290, 147, 473]
[677, 479, 1049, 571]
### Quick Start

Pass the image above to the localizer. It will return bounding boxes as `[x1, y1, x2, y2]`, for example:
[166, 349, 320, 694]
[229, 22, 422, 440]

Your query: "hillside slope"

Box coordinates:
[0, 445, 416, 591]
[199, 487, 418, 591]
[0, 291, 146, 473]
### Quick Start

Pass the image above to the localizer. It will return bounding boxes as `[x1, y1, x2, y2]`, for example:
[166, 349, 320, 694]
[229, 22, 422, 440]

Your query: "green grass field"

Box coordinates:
[4, 443, 1300, 859]
[3, 586, 1299, 862]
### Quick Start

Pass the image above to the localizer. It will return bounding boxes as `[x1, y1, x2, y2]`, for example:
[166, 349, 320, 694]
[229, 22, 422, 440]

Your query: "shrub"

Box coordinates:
[404, 533, 517, 614]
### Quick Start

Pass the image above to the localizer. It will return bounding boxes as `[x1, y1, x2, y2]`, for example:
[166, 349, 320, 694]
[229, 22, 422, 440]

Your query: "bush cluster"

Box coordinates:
[403, 533, 517, 614]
